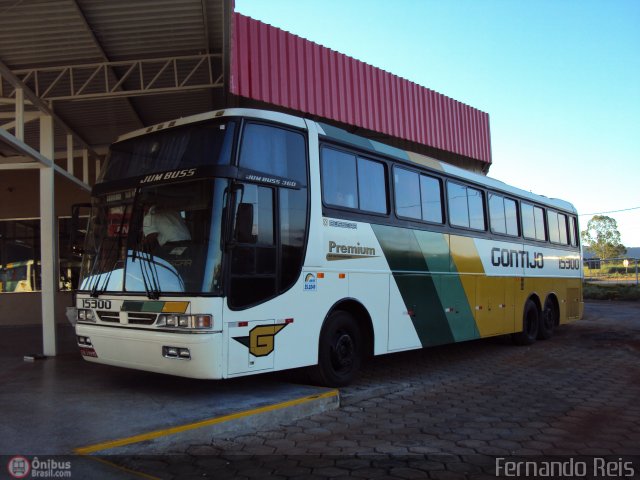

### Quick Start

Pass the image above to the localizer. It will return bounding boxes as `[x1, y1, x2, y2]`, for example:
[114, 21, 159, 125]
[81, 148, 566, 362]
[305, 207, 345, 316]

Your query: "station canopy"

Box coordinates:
[0, 0, 492, 184]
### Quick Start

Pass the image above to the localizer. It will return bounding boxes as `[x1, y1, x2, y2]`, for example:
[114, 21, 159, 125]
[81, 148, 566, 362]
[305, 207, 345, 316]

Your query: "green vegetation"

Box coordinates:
[581, 215, 626, 259]
[605, 266, 636, 275]
[583, 282, 640, 301]
[583, 259, 638, 282]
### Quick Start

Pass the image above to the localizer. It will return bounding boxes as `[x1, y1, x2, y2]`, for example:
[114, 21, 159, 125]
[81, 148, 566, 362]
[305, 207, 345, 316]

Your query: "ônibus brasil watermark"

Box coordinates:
[7, 456, 71, 479]
[496, 457, 636, 477]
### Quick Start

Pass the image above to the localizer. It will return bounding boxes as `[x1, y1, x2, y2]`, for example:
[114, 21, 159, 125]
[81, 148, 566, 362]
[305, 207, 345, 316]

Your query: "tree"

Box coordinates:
[581, 215, 626, 259]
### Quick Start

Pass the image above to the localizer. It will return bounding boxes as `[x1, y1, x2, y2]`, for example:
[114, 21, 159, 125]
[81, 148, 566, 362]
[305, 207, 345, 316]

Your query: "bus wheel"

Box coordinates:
[311, 310, 362, 387]
[538, 297, 558, 340]
[513, 299, 539, 346]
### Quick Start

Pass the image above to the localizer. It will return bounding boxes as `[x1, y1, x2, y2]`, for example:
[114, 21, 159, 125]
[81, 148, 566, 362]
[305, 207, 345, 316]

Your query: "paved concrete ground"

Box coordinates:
[0, 325, 336, 457]
[113, 301, 640, 479]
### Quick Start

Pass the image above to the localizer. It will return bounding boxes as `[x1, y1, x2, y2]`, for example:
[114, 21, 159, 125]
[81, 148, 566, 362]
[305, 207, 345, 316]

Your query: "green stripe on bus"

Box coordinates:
[373, 226, 480, 345]
[121, 301, 165, 313]
[141, 301, 165, 313]
[121, 301, 143, 312]
[414, 230, 479, 342]
[372, 225, 455, 347]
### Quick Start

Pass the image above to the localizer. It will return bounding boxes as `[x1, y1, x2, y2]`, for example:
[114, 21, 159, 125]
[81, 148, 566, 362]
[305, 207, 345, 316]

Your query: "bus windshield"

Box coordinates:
[98, 119, 236, 183]
[79, 178, 227, 296]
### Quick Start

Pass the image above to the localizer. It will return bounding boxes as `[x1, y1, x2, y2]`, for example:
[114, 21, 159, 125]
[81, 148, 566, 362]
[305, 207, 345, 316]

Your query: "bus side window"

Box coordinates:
[522, 202, 546, 241]
[395, 168, 421, 219]
[448, 181, 485, 231]
[533, 206, 546, 241]
[569, 216, 578, 247]
[548, 210, 560, 243]
[558, 213, 569, 245]
[420, 174, 443, 223]
[504, 198, 519, 236]
[395, 168, 443, 224]
[522, 203, 535, 239]
[448, 182, 469, 228]
[489, 193, 506, 234]
[321, 147, 358, 209]
[239, 123, 306, 183]
[548, 210, 570, 245]
[357, 157, 387, 214]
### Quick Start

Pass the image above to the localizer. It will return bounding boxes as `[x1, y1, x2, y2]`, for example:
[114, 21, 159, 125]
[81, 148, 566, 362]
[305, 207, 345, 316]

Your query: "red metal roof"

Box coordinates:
[230, 13, 491, 166]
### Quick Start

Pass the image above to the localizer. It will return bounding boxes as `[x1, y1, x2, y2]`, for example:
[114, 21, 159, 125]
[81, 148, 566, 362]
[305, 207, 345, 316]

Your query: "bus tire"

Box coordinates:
[513, 299, 539, 346]
[310, 310, 362, 387]
[538, 297, 558, 340]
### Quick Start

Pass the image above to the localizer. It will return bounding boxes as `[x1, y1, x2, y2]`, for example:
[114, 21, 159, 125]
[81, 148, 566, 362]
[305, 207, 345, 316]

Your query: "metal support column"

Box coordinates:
[15, 88, 24, 141]
[40, 114, 57, 356]
[82, 149, 89, 184]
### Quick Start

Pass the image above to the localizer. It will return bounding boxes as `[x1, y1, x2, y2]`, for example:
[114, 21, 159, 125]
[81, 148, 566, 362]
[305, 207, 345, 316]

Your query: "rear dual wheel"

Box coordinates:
[538, 297, 558, 340]
[513, 299, 540, 346]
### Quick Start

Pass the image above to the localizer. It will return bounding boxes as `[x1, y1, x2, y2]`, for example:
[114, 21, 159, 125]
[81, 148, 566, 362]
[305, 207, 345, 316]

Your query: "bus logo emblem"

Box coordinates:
[233, 324, 287, 357]
[304, 273, 317, 292]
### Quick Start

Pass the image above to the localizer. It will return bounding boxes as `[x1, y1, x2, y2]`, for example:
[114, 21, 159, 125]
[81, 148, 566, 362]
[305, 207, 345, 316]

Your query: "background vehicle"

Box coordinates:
[1, 260, 40, 292]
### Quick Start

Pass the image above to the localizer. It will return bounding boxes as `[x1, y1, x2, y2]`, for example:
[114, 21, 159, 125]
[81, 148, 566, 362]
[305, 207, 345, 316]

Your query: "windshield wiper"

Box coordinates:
[89, 207, 128, 297]
[138, 241, 161, 300]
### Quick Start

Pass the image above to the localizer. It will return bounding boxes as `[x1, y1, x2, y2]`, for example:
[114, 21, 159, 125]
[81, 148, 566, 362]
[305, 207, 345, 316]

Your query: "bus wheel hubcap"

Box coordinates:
[333, 333, 354, 369]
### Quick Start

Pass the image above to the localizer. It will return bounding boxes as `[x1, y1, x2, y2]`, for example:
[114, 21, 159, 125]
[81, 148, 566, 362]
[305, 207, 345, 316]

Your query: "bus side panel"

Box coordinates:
[569, 278, 583, 322]
[319, 221, 396, 352]
[222, 266, 358, 376]
[474, 276, 517, 336]
[372, 225, 480, 348]
[448, 235, 484, 342]
[349, 272, 391, 355]
[387, 273, 422, 352]
[473, 237, 582, 333]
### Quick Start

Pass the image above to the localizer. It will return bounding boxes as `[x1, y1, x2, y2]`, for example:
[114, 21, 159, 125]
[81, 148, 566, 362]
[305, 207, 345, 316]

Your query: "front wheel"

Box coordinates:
[309, 310, 362, 387]
[513, 299, 540, 346]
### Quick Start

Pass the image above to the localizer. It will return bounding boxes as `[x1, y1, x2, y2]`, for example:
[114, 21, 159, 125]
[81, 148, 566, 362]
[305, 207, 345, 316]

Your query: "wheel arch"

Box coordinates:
[544, 292, 561, 326]
[526, 293, 542, 315]
[322, 298, 374, 359]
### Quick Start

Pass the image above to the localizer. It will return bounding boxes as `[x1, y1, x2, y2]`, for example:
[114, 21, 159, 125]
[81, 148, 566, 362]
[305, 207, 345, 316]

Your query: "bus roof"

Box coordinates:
[115, 108, 577, 215]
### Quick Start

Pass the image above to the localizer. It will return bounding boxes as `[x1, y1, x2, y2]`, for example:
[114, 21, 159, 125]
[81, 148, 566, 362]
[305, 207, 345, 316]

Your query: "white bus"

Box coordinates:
[73, 108, 583, 386]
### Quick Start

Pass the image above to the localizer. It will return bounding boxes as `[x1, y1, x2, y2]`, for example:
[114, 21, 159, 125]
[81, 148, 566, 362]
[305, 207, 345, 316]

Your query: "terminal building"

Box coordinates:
[0, 0, 491, 353]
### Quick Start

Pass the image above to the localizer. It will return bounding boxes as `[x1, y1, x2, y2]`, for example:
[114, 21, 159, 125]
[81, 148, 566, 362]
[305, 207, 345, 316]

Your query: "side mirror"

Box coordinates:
[235, 203, 256, 244]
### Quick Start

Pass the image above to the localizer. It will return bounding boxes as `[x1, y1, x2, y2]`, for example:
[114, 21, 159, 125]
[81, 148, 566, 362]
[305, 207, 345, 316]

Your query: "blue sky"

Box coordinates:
[236, 0, 640, 247]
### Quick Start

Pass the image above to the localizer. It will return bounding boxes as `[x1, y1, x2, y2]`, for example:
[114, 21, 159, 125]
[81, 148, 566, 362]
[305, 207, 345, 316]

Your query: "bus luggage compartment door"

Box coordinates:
[227, 319, 276, 375]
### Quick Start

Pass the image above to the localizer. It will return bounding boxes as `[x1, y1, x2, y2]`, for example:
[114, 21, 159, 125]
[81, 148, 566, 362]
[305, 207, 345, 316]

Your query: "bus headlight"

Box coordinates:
[157, 314, 213, 330]
[77, 309, 96, 322]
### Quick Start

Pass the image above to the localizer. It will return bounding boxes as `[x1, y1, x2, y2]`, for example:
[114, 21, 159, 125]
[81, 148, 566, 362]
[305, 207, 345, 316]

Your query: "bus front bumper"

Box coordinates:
[76, 323, 224, 379]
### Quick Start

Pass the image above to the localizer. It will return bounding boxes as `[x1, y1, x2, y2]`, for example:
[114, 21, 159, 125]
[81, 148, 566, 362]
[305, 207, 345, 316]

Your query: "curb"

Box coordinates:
[75, 389, 340, 455]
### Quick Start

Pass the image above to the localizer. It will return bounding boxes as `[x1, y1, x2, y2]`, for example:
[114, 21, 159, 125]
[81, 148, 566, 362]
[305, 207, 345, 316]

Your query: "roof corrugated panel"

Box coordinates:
[75, 0, 207, 60]
[230, 13, 492, 165]
[0, 0, 103, 68]
[54, 99, 141, 145]
[131, 91, 223, 125]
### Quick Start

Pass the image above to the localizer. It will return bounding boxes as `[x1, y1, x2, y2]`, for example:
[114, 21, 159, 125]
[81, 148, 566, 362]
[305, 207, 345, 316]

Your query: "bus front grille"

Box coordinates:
[96, 311, 157, 325]
[97, 311, 119, 322]
[128, 313, 157, 325]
